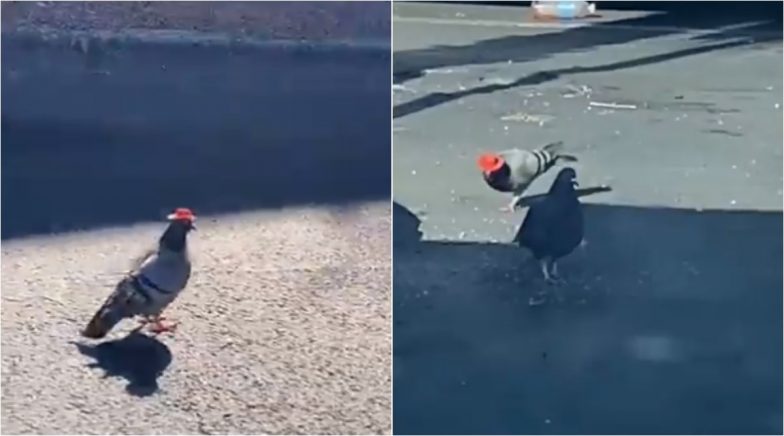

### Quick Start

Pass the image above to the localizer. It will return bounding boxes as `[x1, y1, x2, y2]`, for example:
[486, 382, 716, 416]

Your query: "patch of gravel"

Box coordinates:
[1, 202, 391, 435]
[1, 1, 390, 41]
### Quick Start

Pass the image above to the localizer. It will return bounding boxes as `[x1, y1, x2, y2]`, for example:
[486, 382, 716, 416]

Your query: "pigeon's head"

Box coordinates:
[551, 167, 579, 193]
[166, 207, 197, 232]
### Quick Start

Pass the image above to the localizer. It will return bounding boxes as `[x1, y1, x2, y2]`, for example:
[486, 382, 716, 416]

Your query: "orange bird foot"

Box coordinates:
[148, 319, 178, 334]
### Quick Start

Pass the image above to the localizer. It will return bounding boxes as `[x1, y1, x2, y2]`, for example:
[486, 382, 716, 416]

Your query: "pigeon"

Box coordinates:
[477, 141, 578, 212]
[82, 208, 196, 339]
[514, 167, 583, 286]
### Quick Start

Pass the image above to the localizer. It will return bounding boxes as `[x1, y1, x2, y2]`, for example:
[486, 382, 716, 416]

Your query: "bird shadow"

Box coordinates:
[514, 185, 613, 209]
[73, 331, 172, 397]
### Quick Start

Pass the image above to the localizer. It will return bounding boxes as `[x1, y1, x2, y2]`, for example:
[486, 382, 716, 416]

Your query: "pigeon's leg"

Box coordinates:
[539, 258, 553, 282]
[549, 262, 567, 285]
[529, 259, 552, 306]
[147, 315, 178, 334]
[540, 259, 564, 303]
[500, 193, 524, 213]
[541, 258, 562, 286]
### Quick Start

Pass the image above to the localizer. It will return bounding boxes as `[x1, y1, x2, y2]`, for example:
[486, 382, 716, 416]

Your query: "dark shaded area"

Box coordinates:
[439, 0, 782, 25]
[394, 34, 774, 118]
[393, 202, 783, 434]
[395, 2, 781, 83]
[74, 331, 172, 397]
[394, 1, 782, 117]
[2, 34, 391, 239]
[393, 201, 424, 249]
[511, 185, 614, 209]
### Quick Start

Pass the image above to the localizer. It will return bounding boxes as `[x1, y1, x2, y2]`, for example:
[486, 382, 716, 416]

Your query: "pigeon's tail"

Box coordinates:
[82, 303, 124, 339]
[531, 141, 578, 175]
[541, 141, 565, 153]
[82, 314, 108, 339]
[555, 154, 578, 163]
[541, 140, 578, 163]
[82, 281, 130, 339]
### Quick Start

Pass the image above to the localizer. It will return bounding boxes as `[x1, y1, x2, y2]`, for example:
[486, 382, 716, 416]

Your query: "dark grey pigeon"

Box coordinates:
[514, 167, 583, 285]
[83, 208, 196, 339]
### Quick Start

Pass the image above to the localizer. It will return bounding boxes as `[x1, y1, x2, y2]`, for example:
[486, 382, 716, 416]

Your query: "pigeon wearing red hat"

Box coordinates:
[478, 141, 577, 212]
[83, 208, 197, 338]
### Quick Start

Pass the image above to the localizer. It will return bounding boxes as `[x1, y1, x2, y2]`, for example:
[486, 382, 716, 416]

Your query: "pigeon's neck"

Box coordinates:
[485, 164, 513, 191]
[159, 223, 188, 252]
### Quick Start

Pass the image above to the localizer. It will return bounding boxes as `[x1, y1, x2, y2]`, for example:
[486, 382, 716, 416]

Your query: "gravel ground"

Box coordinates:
[1, 203, 391, 435]
[1, 1, 390, 42]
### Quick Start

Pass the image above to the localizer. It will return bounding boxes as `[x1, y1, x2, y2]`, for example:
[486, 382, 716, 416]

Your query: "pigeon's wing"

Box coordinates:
[83, 249, 159, 339]
[500, 149, 539, 182]
[82, 276, 139, 338]
[552, 198, 584, 257]
[129, 248, 158, 274]
[514, 200, 553, 249]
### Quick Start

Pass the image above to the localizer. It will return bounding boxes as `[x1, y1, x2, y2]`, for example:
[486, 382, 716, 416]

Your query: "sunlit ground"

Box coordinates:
[1, 201, 391, 434]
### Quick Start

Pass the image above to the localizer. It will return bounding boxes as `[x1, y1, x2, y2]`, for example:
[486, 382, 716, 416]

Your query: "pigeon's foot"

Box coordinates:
[141, 315, 178, 334]
[137, 315, 164, 325]
[546, 276, 567, 286]
[148, 319, 178, 335]
[528, 290, 548, 306]
[502, 196, 523, 213]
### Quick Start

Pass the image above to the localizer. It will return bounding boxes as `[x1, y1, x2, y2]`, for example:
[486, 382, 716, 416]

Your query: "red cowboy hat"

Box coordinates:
[167, 207, 196, 222]
[477, 153, 505, 172]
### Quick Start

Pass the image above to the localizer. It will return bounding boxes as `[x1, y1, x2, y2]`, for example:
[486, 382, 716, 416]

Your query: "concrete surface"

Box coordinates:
[1, 6, 391, 434]
[393, 2, 782, 434]
[2, 1, 390, 42]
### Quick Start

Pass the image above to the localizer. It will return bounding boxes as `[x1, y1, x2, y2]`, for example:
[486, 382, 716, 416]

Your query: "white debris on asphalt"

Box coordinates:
[563, 84, 592, 98]
[500, 112, 554, 124]
[589, 101, 637, 110]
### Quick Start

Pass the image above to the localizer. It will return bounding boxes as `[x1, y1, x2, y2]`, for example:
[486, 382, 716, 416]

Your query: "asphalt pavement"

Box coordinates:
[1, 14, 391, 435]
[2, 29, 390, 239]
[393, 2, 782, 434]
